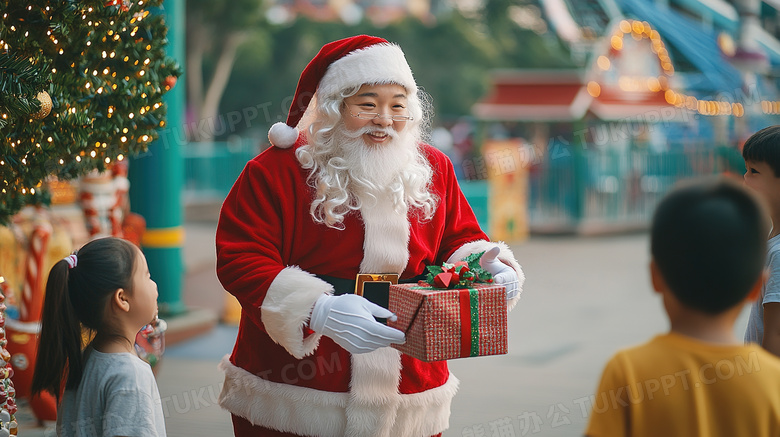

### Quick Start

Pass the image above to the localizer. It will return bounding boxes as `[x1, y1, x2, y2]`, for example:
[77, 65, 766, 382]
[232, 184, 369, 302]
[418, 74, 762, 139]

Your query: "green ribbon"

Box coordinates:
[468, 288, 480, 357]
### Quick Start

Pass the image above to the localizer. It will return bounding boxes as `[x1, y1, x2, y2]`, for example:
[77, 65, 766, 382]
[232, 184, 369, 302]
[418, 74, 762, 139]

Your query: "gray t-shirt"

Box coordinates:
[745, 233, 780, 344]
[56, 347, 166, 437]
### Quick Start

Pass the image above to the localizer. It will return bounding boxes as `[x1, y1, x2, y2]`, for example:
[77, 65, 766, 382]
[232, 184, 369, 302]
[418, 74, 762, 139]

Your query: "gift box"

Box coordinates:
[388, 283, 507, 362]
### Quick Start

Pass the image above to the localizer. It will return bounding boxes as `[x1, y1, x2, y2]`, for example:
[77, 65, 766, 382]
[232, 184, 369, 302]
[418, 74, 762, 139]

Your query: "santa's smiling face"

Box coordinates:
[341, 83, 411, 147]
[296, 81, 437, 229]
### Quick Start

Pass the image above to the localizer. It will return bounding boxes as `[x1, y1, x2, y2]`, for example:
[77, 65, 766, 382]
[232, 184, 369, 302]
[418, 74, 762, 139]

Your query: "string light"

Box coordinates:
[587, 81, 601, 97]
[1, 1, 178, 207]
[589, 19, 758, 117]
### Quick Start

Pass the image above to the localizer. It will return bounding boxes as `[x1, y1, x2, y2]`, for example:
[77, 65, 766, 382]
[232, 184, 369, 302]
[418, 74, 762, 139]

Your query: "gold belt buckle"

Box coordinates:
[355, 273, 399, 296]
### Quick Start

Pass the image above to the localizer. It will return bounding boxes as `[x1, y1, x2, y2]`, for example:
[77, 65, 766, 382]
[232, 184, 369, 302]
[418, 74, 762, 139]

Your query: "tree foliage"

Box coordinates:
[210, 7, 574, 141]
[186, 0, 266, 141]
[0, 0, 181, 222]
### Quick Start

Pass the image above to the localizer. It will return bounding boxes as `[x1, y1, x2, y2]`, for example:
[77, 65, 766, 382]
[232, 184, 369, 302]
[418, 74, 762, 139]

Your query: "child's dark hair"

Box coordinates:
[651, 177, 769, 314]
[742, 125, 780, 177]
[31, 237, 137, 399]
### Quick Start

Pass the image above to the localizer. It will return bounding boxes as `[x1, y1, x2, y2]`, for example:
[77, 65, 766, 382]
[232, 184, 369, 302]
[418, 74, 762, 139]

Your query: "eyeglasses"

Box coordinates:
[350, 111, 414, 122]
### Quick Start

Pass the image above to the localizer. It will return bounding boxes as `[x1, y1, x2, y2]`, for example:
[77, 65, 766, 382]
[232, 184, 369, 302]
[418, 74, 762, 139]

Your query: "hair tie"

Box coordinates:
[64, 254, 78, 269]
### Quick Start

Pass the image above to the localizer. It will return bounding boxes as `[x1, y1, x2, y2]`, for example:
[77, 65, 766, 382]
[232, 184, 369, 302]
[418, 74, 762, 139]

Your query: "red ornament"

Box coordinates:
[104, 0, 130, 11]
[433, 272, 453, 289]
[164, 76, 177, 89]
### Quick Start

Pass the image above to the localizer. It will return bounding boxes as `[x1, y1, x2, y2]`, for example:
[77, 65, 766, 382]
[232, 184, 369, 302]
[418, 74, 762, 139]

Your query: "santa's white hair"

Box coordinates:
[295, 83, 438, 230]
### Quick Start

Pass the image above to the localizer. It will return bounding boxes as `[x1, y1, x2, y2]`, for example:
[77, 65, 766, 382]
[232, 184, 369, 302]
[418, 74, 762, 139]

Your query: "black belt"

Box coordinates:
[315, 273, 427, 296]
[316, 273, 426, 322]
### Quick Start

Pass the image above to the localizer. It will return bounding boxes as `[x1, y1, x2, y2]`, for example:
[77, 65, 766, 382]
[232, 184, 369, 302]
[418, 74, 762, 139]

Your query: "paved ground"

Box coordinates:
[20, 224, 751, 436]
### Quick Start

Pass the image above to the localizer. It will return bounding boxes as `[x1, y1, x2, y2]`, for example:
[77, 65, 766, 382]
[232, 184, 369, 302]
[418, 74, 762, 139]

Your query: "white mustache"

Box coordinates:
[341, 125, 399, 140]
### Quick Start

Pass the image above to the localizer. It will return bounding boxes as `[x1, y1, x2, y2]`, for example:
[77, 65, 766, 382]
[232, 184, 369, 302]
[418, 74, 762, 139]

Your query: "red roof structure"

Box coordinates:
[473, 69, 676, 122]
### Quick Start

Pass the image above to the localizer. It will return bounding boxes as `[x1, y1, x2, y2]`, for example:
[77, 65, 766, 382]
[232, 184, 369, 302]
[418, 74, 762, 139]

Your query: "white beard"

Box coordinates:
[297, 119, 437, 229]
[332, 124, 419, 208]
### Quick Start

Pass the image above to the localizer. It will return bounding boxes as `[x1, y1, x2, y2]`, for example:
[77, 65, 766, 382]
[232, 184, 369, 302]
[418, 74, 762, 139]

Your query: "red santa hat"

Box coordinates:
[268, 35, 418, 148]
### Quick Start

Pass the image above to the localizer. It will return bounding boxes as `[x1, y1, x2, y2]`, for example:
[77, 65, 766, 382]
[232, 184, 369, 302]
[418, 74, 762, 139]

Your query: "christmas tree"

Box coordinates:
[0, 0, 181, 222]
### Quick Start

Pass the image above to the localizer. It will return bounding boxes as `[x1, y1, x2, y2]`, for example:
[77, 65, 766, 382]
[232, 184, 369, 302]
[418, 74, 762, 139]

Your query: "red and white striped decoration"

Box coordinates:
[79, 190, 102, 237]
[110, 164, 130, 237]
[20, 223, 52, 322]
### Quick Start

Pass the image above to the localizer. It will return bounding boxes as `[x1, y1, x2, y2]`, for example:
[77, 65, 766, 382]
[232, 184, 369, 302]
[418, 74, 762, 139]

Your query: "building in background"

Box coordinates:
[467, 0, 780, 234]
[264, 0, 454, 25]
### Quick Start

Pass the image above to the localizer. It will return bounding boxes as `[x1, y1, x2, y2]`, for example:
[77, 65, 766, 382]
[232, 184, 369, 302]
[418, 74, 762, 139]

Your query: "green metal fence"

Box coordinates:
[525, 146, 743, 232]
[184, 143, 744, 233]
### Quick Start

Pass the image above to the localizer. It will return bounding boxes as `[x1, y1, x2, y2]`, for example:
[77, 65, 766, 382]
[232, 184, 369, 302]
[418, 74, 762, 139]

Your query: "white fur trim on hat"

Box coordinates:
[318, 43, 417, 99]
[268, 121, 299, 149]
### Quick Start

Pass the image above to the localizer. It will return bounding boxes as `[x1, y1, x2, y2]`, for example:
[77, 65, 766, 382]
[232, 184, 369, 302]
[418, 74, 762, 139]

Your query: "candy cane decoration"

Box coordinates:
[110, 164, 130, 237]
[21, 222, 52, 322]
[79, 190, 102, 237]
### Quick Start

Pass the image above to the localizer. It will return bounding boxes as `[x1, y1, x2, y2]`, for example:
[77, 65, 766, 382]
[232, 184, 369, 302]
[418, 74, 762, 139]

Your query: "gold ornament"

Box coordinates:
[30, 91, 52, 120]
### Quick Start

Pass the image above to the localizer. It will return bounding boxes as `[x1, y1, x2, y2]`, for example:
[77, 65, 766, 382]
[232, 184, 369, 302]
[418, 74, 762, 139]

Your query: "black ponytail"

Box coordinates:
[31, 260, 81, 400]
[31, 237, 137, 399]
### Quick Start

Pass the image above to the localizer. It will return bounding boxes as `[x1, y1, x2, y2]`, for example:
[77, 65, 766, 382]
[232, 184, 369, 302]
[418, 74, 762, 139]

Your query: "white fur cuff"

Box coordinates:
[447, 240, 525, 311]
[261, 266, 332, 358]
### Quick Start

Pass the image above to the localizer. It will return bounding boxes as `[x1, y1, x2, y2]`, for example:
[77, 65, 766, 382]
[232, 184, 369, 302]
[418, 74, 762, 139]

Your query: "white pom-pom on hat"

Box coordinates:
[268, 122, 299, 149]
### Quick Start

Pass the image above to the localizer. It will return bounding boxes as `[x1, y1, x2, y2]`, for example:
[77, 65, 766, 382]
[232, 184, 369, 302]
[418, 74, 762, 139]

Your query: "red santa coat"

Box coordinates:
[216, 139, 524, 437]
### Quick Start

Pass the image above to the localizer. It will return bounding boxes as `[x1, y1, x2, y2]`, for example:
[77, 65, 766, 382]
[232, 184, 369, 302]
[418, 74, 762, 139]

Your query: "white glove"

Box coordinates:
[479, 246, 520, 300]
[309, 294, 405, 354]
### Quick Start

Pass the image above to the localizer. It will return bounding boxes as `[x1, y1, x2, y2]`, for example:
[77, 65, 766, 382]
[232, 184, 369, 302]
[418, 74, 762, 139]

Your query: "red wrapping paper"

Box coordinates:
[388, 283, 508, 362]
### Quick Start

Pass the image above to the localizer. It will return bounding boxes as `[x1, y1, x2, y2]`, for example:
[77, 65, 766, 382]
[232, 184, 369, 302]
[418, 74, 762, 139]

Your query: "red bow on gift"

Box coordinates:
[426, 253, 493, 289]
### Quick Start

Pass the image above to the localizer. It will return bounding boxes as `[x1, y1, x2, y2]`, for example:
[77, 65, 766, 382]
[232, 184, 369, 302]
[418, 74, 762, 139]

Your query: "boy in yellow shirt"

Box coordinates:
[585, 177, 780, 437]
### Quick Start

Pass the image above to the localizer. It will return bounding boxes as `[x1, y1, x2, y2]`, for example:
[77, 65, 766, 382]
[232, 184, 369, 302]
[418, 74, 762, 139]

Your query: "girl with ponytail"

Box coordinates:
[31, 237, 166, 436]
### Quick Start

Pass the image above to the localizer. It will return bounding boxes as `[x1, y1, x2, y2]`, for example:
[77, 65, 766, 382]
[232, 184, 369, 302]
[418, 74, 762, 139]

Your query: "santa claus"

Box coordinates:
[216, 35, 524, 437]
